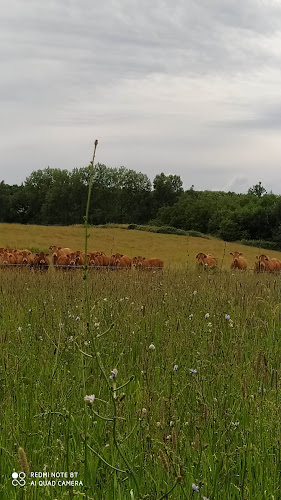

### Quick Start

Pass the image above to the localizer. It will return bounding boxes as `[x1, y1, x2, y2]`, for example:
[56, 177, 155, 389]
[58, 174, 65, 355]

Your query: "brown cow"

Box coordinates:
[49, 246, 73, 265]
[0, 251, 16, 267]
[256, 255, 281, 273]
[230, 252, 247, 270]
[111, 254, 132, 269]
[33, 252, 50, 271]
[196, 253, 218, 268]
[132, 256, 163, 269]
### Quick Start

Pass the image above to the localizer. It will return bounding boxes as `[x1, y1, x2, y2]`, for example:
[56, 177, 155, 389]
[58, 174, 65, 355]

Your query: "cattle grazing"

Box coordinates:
[256, 255, 281, 273]
[196, 253, 218, 268]
[230, 252, 247, 270]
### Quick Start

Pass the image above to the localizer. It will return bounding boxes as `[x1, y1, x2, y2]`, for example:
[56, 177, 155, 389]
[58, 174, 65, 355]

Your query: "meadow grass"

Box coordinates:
[1, 222, 281, 270]
[1, 266, 281, 499]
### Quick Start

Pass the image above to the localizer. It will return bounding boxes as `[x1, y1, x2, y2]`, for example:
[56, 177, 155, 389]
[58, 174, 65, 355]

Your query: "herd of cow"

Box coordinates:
[0, 247, 280, 272]
[196, 251, 281, 272]
[0, 246, 164, 270]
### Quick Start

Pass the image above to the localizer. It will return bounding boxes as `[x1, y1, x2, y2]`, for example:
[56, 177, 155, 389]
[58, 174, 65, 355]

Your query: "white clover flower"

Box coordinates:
[94, 322, 100, 328]
[125, 297, 129, 300]
[205, 313, 210, 319]
[84, 394, 95, 404]
[207, 322, 212, 327]
[190, 368, 197, 374]
[141, 305, 145, 310]
[148, 343, 156, 350]
[193, 290, 197, 295]
[75, 316, 80, 321]
[173, 365, 178, 371]
[192, 483, 199, 492]
[225, 314, 230, 320]
[189, 314, 193, 320]
[111, 368, 118, 379]
[18, 327, 22, 332]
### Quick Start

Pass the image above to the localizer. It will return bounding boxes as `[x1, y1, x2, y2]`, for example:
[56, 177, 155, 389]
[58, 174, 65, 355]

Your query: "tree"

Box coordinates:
[248, 182, 267, 197]
[152, 173, 183, 213]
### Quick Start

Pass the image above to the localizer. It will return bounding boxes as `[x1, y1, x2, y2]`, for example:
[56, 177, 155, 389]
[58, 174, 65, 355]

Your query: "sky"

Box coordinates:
[1, 0, 281, 193]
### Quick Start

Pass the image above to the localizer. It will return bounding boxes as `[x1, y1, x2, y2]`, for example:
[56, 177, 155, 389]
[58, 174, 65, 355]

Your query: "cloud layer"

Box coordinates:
[1, 0, 281, 193]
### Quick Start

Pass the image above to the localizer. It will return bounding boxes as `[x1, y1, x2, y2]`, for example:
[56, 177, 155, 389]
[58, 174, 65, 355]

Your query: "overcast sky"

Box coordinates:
[1, 0, 281, 193]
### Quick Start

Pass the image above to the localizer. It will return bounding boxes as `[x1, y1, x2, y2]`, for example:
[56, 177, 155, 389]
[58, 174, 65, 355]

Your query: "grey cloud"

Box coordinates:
[2, 0, 281, 195]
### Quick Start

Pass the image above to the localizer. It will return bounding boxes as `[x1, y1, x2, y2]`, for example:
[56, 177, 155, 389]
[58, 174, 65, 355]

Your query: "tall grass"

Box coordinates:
[0, 266, 281, 498]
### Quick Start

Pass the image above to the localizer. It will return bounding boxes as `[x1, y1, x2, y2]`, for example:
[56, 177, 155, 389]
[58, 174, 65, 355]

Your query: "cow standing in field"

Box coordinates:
[0, 251, 16, 268]
[196, 253, 218, 268]
[110, 253, 132, 269]
[49, 246, 73, 266]
[230, 252, 247, 270]
[132, 256, 164, 269]
[33, 252, 50, 271]
[256, 254, 281, 273]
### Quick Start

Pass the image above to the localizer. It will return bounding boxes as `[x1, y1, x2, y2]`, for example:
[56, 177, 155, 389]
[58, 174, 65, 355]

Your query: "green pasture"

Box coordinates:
[0, 265, 281, 499]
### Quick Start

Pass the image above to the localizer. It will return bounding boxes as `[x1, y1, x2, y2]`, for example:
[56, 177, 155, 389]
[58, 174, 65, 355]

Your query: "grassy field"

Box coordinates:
[0, 258, 281, 498]
[1, 223, 281, 269]
[1, 224, 281, 498]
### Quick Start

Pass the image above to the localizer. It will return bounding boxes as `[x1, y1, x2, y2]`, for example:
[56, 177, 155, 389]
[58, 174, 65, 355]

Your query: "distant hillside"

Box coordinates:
[1, 223, 280, 270]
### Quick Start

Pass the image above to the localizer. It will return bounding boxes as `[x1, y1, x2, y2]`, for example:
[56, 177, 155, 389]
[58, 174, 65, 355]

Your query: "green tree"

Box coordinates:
[248, 182, 267, 197]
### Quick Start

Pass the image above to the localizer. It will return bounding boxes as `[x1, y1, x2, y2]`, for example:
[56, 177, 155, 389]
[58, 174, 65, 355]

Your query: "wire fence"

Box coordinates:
[0, 263, 164, 270]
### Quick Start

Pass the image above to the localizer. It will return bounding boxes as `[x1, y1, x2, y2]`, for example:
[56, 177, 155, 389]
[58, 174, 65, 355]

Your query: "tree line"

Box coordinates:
[0, 165, 280, 244]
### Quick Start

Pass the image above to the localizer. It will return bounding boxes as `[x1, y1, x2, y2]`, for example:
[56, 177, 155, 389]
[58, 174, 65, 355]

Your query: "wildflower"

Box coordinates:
[229, 319, 234, 328]
[125, 297, 129, 300]
[225, 314, 230, 320]
[18, 327, 22, 332]
[192, 483, 199, 492]
[75, 316, 80, 321]
[142, 408, 147, 414]
[173, 365, 178, 371]
[189, 314, 193, 320]
[103, 298, 108, 301]
[190, 368, 197, 374]
[258, 387, 266, 393]
[207, 322, 212, 327]
[205, 313, 210, 319]
[156, 421, 161, 427]
[84, 394, 95, 404]
[149, 343, 156, 350]
[29, 309, 32, 312]
[169, 421, 174, 427]
[193, 290, 197, 295]
[111, 368, 118, 379]
[94, 322, 100, 328]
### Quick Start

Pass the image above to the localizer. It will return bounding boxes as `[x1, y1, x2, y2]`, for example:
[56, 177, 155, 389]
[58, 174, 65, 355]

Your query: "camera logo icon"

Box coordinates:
[12, 472, 26, 486]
